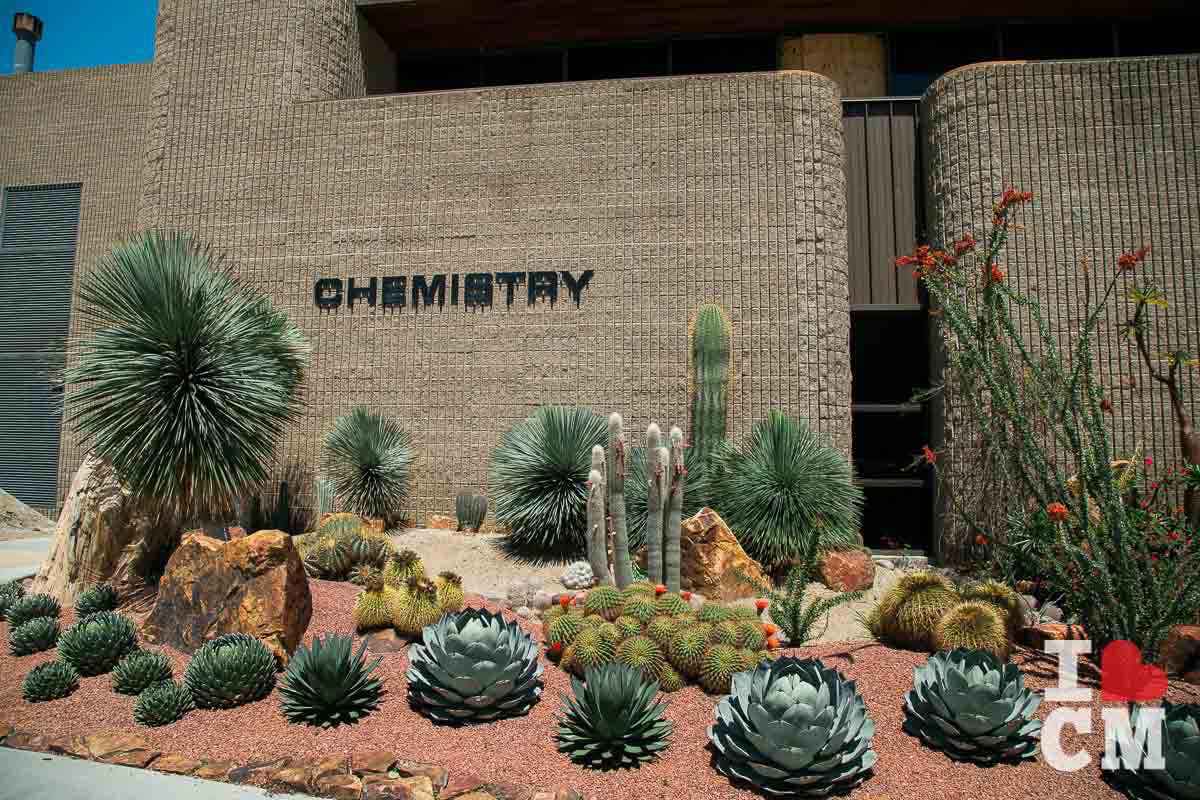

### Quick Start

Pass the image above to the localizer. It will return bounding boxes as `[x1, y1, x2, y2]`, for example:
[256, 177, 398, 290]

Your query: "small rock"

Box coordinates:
[6, 732, 49, 752]
[1040, 602, 1064, 622]
[229, 757, 291, 784]
[876, 559, 894, 569]
[515, 606, 533, 619]
[312, 756, 349, 781]
[441, 773, 488, 798]
[194, 761, 236, 781]
[365, 629, 407, 654]
[553, 790, 586, 800]
[153, 754, 204, 775]
[0, 722, 11, 742]
[427, 514, 457, 531]
[1159, 625, 1200, 675]
[354, 750, 398, 776]
[818, 549, 875, 592]
[394, 760, 448, 791]
[1019, 622, 1088, 649]
[272, 766, 313, 793]
[532, 591, 552, 610]
[83, 732, 160, 768]
[315, 773, 365, 800]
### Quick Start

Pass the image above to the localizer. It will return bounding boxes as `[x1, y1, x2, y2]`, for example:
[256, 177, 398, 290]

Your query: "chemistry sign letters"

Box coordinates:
[313, 270, 594, 311]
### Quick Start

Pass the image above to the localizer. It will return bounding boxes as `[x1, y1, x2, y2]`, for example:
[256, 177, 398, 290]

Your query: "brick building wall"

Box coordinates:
[922, 56, 1200, 561]
[38, 0, 852, 522]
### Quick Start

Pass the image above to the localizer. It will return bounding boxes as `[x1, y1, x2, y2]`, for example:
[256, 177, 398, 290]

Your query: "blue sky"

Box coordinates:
[0, 0, 157, 74]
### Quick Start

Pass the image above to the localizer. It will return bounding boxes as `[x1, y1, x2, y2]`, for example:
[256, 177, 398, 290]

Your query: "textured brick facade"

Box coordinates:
[922, 56, 1200, 560]
[8, 0, 851, 521]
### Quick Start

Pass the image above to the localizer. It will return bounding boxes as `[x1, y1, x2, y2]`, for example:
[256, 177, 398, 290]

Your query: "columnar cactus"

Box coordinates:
[455, 490, 488, 532]
[314, 477, 335, 519]
[608, 413, 633, 589]
[645, 424, 664, 585]
[587, 448, 612, 586]
[689, 303, 731, 465]
[664, 426, 685, 592]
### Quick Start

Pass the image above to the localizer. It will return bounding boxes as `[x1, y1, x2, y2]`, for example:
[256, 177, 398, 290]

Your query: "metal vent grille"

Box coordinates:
[0, 183, 81, 509]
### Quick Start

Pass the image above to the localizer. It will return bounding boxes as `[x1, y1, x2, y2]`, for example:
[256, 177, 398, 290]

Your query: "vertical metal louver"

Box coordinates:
[0, 183, 81, 510]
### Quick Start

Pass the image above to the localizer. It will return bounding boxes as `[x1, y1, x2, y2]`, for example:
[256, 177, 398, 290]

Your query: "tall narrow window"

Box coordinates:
[0, 183, 81, 511]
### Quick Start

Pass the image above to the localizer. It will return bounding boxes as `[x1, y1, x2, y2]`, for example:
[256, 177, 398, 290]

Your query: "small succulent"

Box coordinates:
[0, 580, 27, 618]
[584, 585, 623, 621]
[58, 611, 138, 676]
[735, 620, 767, 650]
[546, 613, 587, 649]
[711, 620, 741, 647]
[280, 633, 383, 728]
[622, 595, 658, 625]
[654, 593, 690, 617]
[112, 650, 173, 695]
[959, 580, 1025, 635]
[22, 661, 80, 702]
[391, 576, 442, 637]
[709, 657, 877, 796]
[9, 616, 60, 656]
[75, 584, 120, 618]
[616, 635, 666, 682]
[354, 585, 396, 632]
[875, 571, 960, 651]
[556, 663, 672, 770]
[614, 615, 642, 639]
[6, 593, 61, 628]
[565, 628, 616, 677]
[133, 680, 194, 726]
[644, 616, 677, 649]
[184, 633, 277, 709]
[383, 550, 424, 589]
[669, 624, 711, 679]
[1106, 701, 1200, 800]
[407, 608, 543, 723]
[560, 561, 596, 590]
[903, 649, 1041, 763]
[621, 582, 657, 601]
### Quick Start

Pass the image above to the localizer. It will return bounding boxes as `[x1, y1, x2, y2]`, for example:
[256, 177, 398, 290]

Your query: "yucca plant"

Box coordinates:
[556, 663, 672, 770]
[709, 412, 862, 570]
[75, 584, 120, 618]
[112, 650, 174, 695]
[709, 657, 877, 796]
[322, 407, 414, 520]
[183, 633, 276, 709]
[65, 231, 309, 517]
[6, 593, 60, 628]
[22, 661, 80, 703]
[133, 680, 194, 727]
[279, 633, 383, 728]
[58, 611, 139, 676]
[490, 406, 608, 562]
[9, 616, 60, 656]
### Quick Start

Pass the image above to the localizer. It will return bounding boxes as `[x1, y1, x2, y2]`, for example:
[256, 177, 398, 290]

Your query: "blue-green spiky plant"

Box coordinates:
[490, 406, 608, 563]
[556, 662, 672, 770]
[65, 231, 308, 517]
[279, 633, 383, 728]
[709, 412, 862, 569]
[689, 303, 731, 465]
[323, 407, 415, 520]
[6, 593, 60, 628]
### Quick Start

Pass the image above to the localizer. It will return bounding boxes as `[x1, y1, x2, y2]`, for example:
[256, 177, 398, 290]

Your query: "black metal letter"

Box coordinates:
[450, 273, 460, 306]
[314, 278, 343, 310]
[527, 271, 558, 306]
[381, 276, 407, 308]
[347, 277, 377, 308]
[560, 270, 594, 307]
[463, 273, 493, 309]
[494, 272, 526, 309]
[412, 274, 447, 309]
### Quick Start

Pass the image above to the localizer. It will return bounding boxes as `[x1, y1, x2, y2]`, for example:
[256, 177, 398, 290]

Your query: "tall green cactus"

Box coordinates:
[455, 490, 488, 532]
[608, 413, 633, 588]
[586, 457, 612, 586]
[664, 426, 685, 592]
[315, 477, 335, 519]
[645, 424, 664, 585]
[690, 303, 731, 465]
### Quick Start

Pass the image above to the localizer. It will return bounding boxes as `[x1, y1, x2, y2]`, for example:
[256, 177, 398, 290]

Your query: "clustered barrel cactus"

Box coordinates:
[903, 649, 1041, 763]
[556, 663, 673, 771]
[455, 490, 488, 532]
[57, 611, 138, 676]
[183, 633, 276, 709]
[1107, 701, 1200, 799]
[407, 609, 543, 723]
[709, 657, 877, 797]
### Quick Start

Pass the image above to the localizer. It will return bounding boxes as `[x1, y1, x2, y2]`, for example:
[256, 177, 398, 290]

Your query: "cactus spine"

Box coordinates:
[315, 477, 335, 519]
[664, 426, 685, 592]
[608, 413, 633, 589]
[690, 303, 731, 465]
[644, 424, 664, 585]
[587, 452, 612, 585]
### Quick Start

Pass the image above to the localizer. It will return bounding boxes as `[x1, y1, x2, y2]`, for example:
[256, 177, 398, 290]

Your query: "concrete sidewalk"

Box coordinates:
[0, 748, 315, 800]
[0, 537, 50, 582]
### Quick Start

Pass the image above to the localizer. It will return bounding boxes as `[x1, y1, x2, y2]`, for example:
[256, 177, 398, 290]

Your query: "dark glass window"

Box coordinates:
[889, 27, 998, 95]
[567, 41, 670, 81]
[1001, 23, 1114, 60]
[1117, 21, 1200, 56]
[671, 36, 776, 75]
[482, 49, 565, 86]
[395, 53, 480, 92]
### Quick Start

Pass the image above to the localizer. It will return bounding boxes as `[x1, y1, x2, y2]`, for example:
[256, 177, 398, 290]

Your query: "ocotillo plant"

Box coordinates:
[587, 448, 612, 585]
[608, 413, 633, 588]
[690, 303, 731, 465]
[664, 426, 685, 592]
[644, 424, 665, 584]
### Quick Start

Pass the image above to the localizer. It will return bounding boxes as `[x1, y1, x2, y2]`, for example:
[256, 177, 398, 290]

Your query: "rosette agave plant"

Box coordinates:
[708, 657, 876, 797]
[406, 608, 543, 723]
[556, 662, 673, 771]
[1106, 701, 1200, 800]
[903, 649, 1041, 764]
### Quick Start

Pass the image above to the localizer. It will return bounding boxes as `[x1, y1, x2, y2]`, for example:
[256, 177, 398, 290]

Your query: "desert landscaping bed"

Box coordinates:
[2, 578, 1196, 800]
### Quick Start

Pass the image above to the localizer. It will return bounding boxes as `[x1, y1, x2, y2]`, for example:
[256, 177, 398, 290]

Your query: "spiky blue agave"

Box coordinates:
[322, 407, 414, 520]
[489, 406, 607, 563]
[65, 231, 308, 517]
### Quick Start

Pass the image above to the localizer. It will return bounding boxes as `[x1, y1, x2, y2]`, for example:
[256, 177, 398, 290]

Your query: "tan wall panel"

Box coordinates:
[779, 34, 887, 99]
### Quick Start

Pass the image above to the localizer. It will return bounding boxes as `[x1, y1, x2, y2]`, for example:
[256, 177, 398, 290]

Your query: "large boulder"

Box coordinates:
[677, 508, 769, 601]
[818, 549, 875, 592]
[143, 530, 311, 665]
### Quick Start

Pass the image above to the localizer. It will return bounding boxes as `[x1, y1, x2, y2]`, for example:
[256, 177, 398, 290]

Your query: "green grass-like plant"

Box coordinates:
[280, 633, 383, 728]
[709, 412, 862, 569]
[322, 407, 414, 521]
[65, 231, 308, 517]
[490, 406, 608, 563]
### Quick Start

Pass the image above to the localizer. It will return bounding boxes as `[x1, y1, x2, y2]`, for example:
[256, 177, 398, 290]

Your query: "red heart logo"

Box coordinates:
[1100, 640, 1168, 702]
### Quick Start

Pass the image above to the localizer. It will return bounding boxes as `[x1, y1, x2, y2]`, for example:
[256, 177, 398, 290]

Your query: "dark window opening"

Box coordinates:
[889, 27, 997, 96]
[482, 49, 566, 86]
[1001, 23, 1114, 60]
[671, 36, 776, 75]
[1117, 22, 1199, 56]
[850, 311, 928, 404]
[569, 41, 669, 81]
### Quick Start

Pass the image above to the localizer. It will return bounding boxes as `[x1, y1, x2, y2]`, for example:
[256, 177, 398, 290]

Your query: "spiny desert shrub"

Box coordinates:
[280, 633, 383, 728]
[66, 231, 308, 516]
[323, 407, 414, 520]
[709, 412, 862, 569]
[489, 406, 608, 563]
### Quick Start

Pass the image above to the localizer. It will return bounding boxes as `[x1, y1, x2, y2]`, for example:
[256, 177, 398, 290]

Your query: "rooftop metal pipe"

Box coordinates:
[12, 12, 43, 74]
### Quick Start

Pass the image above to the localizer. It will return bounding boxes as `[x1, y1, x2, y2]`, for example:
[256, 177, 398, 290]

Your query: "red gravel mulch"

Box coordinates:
[2, 580, 1197, 800]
